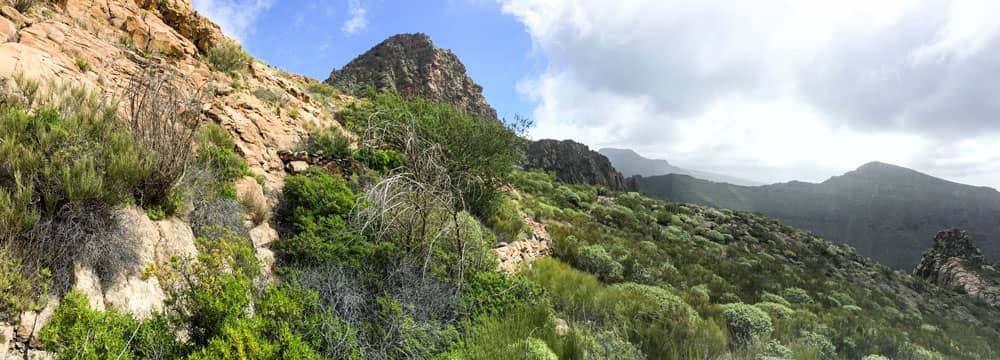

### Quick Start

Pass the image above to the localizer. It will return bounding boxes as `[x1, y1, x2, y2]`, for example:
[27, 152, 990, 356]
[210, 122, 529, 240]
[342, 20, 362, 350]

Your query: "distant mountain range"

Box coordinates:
[599, 148, 762, 186]
[637, 161, 1000, 269]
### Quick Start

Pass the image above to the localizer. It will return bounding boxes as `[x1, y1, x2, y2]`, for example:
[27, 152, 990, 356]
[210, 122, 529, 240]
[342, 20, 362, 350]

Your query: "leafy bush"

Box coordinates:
[299, 126, 352, 158]
[461, 271, 544, 316]
[800, 331, 837, 360]
[276, 167, 386, 266]
[305, 82, 339, 100]
[0, 246, 39, 322]
[721, 302, 773, 348]
[760, 291, 792, 307]
[576, 244, 624, 282]
[205, 40, 252, 73]
[863, 355, 890, 360]
[755, 301, 794, 320]
[782, 287, 814, 304]
[506, 337, 558, 360]
[196, 123, 252, 183]
[0, 105, 151, 212]
[354, 147, 404, 172]
[40, 290, 186, 359]
[338, 91, 524, 216]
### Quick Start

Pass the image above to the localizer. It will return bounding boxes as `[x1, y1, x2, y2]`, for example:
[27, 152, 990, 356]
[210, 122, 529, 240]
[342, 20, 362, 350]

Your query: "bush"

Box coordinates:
[507, 337, 558, 360]
[354, 147, 404, 172]
[338, 91, 524, 217]
[800, 331, 836, 360]
[863, 355, 890, 360]
[205, 40, 252, 73]
[0, 246, 38, 322]
[461, 271, 544, 316]
[195, 123, 252, 183]
[11, 0, 40, 12]
[760, 291, 791, 307]
[721, 303, 773, 348]
[300, 126, 352, 158]
[305, 82, 339, 100]
[755, 302, 794, 320]
[576, 244, 624, 282]
[277, 168, 384, 266]
[120, 68, 202, 207]
[40, 290, 186, 359]
[782, 287, 813, 304]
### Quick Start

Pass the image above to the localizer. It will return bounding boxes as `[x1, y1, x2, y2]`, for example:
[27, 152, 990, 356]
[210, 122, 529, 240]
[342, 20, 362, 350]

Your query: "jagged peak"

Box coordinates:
[326, 32, 497, 120]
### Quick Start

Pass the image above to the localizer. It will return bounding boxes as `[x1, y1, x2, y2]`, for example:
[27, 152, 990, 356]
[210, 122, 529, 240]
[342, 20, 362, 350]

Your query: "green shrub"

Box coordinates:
[755, 302, 794, 320]
[0, 173, 37, 242]
[196, 123, 252, 183]
[506, 337, 558, 360]
[253, 87, 285, 105]
[576, 244, 624, 282]
[721, 302, 773, 348]
[40, 290, 186, 359]
[354, 147, 404, 172]
[300, 126, 352, 158]
[764, 340, 793, 359]
[782, 287, 813, 304]
[0, 106, 152, 213]
[277, 167, 387, 266]
[205, 40, 252, 73]
[760, 291, 792, 307]
[337, 91, 524, 217]
[0, 247, 38, 322]
[461, 271, 544, 316]
[800, 331, 836, 360]
[305, 82, 339, 100]
[862, 355, 890, 360]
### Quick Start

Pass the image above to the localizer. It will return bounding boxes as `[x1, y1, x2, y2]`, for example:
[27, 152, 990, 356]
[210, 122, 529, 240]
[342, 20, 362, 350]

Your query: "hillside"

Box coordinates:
[638, 162, 1000, 269]
[1, 1, 999, 359]
[600, 147, 762, 186]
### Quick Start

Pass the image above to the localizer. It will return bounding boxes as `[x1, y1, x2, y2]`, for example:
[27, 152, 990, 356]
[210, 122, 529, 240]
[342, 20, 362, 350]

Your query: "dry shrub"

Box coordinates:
[120, 67, 204, 205]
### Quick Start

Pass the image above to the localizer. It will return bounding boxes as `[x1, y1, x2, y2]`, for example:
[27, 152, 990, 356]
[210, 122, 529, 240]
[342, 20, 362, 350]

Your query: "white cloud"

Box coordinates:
[192, 0, 274, 40]
[500, 0, 1000, 188]
[342, 0, 369, 35]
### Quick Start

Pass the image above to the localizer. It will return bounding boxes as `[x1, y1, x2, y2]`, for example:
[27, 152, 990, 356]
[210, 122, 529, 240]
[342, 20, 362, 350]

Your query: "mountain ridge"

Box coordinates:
[599, 147, 763, 186]
[638, 162, 1000, 269]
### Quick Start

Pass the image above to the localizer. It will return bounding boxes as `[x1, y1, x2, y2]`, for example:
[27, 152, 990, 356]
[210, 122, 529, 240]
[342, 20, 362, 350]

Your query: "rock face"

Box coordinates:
[493, 212, 552, 274]
[326, 33, 497, 120]
[524, 139, 628, 191]
[914, 229, 1000, 306]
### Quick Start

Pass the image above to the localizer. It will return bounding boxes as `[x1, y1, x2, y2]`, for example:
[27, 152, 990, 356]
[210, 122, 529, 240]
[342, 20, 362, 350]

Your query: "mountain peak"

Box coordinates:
[326, 33, 497, 120]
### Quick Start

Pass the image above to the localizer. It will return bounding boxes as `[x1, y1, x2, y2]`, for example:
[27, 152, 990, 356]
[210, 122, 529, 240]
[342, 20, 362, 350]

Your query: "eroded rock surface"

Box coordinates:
[914, 229, 1000, 306]
[326, 33, 497, 120]
[524, 139, 629, 191]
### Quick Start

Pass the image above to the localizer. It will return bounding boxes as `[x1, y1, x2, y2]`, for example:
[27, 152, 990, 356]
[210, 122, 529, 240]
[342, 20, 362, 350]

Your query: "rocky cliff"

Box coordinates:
[524, 139, 629, 191]
[913, 229, 1000, 306]
[326, 33, 497, 120]
[0, 0, 349, 356]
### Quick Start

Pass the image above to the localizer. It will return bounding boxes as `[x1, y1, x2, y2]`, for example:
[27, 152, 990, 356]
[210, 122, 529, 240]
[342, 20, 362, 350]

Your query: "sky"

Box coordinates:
[193, 0, 1000, 190]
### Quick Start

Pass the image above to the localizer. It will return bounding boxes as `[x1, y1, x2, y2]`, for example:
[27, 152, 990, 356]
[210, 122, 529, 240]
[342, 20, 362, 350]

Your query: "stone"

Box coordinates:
[102, 275, 166, 318]
[0, 17, 15, 43]
[287, 160, 310, 173]
[235, 176, 269, 223]
[554, 318, 569, 336]
[72, 263, 106, 311]
[17, 297, 57, 348]
[250, 222, 279, 248]
[155, 217, 198, 262]
[0, 324, 12, 360]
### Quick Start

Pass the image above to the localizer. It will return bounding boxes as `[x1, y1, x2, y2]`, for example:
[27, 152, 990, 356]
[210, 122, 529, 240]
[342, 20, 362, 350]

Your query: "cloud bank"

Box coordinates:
[342, 0, 369, 35]
[500, 0, 1000, 188]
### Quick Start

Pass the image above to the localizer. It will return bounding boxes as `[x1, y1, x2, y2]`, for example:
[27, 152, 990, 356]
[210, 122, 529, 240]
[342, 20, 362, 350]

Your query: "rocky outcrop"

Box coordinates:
[913, 229, 1000, 306]
[326, 33, 497, 120]
[524, 139, 628, 191]
[493, 212, 552, 274]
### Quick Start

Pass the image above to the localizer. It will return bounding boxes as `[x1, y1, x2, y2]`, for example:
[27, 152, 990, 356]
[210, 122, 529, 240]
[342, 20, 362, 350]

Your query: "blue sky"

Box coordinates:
[194, 0, 542, 121]
[193, 0, 1000, 189]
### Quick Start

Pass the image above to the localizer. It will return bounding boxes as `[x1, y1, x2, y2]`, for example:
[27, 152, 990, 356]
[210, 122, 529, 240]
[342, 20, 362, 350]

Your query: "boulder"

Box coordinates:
[913, 229, 1000, 306]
